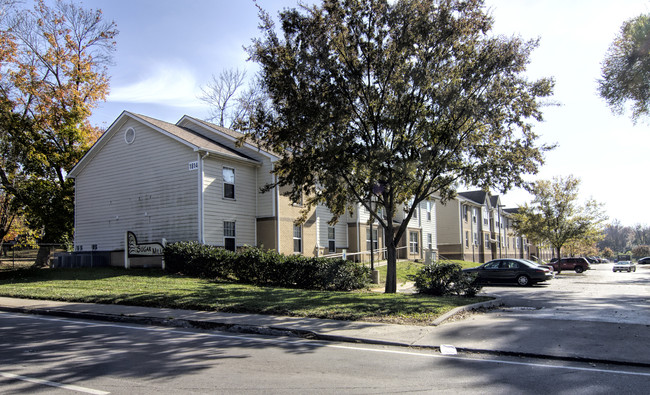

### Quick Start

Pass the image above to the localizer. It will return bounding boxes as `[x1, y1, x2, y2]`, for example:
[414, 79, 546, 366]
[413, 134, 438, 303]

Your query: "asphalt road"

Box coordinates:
[477, 262, 650, 325]
[2, 311, 650, 394]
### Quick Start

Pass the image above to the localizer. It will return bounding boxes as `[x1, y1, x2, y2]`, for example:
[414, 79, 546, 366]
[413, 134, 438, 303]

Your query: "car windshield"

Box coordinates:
[618, 261, 630, 265]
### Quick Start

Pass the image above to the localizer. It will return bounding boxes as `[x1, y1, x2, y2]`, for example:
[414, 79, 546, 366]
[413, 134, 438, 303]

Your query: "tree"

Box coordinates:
[631, 244, 650, 258]
[247, 0, 554, 293]
[598, 13, 650, 122]
[0, 0, 117, 266]
[513, 175, 607, 259]
[632, 223, 650, 246]
[601, 247, 614, 259]
[199, 68, 264, 129]
[599, 219, 633, 253]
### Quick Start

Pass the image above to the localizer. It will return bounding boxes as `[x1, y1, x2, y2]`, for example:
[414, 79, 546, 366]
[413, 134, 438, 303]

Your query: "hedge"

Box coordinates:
[164, 242, 370, 291]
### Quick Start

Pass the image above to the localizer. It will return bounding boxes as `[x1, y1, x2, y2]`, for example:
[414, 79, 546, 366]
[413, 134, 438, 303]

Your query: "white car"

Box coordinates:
[613, 261, 637, 272]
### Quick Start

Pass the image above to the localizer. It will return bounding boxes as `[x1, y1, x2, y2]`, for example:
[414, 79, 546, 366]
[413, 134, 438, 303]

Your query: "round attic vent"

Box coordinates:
[124, 127, 136, 144]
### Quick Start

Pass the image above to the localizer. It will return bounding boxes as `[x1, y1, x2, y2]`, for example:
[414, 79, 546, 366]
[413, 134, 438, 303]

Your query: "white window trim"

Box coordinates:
[223, 221, 236, 251]
[223, 167, 235, 200]
[293, 224, 302, 253]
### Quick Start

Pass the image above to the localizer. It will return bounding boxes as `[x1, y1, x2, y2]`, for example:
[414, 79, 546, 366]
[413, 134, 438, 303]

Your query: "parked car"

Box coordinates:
[638, 257, 650, 265]
[463, 258, 554, 286]
[613, 261, 637, 272]
[549, 257, 590, 273]
[522, 259, 555, 273]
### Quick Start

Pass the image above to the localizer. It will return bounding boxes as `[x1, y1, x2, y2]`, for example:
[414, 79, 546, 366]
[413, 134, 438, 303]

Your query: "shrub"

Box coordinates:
[164, 241, 233, 279]
[164, 243, 370, 291]
[410, 262, 482, 297]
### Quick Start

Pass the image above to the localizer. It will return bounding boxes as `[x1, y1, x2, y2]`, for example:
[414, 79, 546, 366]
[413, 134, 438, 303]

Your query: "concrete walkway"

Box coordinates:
[2, 295, 649, 367]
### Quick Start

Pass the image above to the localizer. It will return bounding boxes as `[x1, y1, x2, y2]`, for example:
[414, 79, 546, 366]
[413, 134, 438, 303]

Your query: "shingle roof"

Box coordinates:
[180, 116, 268, 154]
[131, 113, 259, 163]
[458, 190, 488, 205]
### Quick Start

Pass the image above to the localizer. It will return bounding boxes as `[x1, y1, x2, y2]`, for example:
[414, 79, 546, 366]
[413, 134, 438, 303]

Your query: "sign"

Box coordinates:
[127, 231, 164, 257]
[188, 161, 199, 171]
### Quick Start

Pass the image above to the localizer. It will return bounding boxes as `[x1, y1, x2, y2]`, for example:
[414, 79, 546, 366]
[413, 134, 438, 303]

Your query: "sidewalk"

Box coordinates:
[2, 296, 650, 367]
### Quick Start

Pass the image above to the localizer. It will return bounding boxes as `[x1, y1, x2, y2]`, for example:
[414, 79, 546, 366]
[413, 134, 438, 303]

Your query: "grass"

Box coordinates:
[0, 267, 490, 325]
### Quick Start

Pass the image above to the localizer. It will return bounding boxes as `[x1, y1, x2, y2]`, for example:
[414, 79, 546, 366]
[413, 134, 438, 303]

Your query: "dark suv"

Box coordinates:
[550, 257, 590, 273]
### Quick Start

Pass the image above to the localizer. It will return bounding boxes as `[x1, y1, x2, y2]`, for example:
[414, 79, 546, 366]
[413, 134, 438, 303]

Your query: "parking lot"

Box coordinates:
[478, 262, 650, 325]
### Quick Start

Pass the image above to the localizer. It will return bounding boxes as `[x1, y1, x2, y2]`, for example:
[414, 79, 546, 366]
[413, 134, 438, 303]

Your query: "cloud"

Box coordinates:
[108, 62, 204, 108]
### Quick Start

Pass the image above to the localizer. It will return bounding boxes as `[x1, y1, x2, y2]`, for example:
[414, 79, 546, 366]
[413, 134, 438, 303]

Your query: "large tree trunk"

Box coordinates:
[32, 245, 52, 268]
[385, 238, 397, 293]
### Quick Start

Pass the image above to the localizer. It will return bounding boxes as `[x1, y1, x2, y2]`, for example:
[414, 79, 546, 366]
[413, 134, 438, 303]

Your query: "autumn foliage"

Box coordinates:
[0, 0, 117, 266]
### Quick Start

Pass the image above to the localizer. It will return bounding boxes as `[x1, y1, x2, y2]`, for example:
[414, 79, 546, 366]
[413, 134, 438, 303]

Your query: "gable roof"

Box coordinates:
[177, 115, 278, 159]
[68, 111, 260, 178]
[131, 113, 258, 162]
[458, 190, 488, 205]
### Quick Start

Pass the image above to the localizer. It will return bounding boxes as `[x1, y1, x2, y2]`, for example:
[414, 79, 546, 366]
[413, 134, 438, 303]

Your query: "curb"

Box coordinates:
[431, 297, 504, 326]
[3, 304, 650, 369]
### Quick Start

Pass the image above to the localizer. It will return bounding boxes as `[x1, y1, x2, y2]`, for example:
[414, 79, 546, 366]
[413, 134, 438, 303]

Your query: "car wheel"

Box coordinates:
[516, 275, 530, 286]
[574, 266, 584, 273]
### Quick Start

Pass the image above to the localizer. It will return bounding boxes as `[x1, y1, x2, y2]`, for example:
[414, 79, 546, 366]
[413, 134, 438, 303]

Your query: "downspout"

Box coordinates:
[356, 204, 361, 259]
[198, 152, 209, 244]
[275, 172, 280, 252]
[459, 202, 464, 260]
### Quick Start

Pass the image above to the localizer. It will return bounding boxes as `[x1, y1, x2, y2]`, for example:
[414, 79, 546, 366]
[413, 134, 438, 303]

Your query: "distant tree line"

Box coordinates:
[599, 220, 650, 257]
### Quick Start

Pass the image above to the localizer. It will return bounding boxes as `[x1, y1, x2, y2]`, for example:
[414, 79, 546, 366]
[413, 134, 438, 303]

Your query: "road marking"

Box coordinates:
[0, 371, 109, 394]
[4, 311, 650, 378]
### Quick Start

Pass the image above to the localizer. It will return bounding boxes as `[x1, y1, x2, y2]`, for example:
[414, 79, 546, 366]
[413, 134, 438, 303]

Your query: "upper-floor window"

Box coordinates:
[483, 207, 489, 225]
[463, 205, 469, 222]
[223, 167, 235, 199]
[472, 208, 478, 223]
[426, 201, 432, 221]
[484, 233, 490, 247]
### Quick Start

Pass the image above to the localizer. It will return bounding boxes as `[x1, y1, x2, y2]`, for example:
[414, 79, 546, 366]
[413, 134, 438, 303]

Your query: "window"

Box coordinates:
[472, 208, 478, 223]
[426, 201, 432, 221]
[366, 228, 378, 251]
[483, 207, 489, 225]
[484, 233, 490, 247]
[328, 227, 336, 253]
[463, 205, 469, 221]
[465, 231, 469, 248]
[224, 221, 236, 251]
[473, 232, 478, 246]
[409, 231, 419, 254]
[516, 238, 520, 249]
[427, 233, 432, 250]
[223, 167, 235, 199]
[293, 225, 302, 253]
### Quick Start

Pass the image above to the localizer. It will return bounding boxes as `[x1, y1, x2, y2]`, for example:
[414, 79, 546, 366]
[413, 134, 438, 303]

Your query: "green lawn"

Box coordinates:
[0, 267, 489, 325]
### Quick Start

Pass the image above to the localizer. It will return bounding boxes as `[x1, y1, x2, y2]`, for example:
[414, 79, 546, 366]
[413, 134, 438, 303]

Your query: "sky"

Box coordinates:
[75, 0, 650, 226]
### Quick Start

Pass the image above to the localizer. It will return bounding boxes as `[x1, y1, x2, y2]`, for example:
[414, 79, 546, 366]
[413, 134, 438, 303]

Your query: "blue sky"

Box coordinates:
[79, 0, 650, 226]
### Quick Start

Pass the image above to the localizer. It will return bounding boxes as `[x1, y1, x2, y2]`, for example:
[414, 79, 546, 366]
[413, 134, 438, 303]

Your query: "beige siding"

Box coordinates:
[436, 199, 461, 244]
[74, 119, 199, 251]
[175, 119, 277, 218]
[315, 205, 348, 253]
[202, 157, 257, 247]
[256, 158, 275, 217]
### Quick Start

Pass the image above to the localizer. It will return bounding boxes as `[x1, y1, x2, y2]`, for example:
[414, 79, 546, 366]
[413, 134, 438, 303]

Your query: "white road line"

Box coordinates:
[4, 311, 650, 378]
[0, 371, 109, 394]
